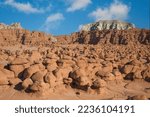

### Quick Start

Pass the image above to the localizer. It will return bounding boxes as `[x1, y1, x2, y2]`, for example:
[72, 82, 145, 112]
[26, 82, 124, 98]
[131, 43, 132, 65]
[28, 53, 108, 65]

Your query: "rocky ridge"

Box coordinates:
[0, 30, 57, 46]
[56, 29, 150, 45]
[0, 23, 22, 30]
[81, 20, 135, 31]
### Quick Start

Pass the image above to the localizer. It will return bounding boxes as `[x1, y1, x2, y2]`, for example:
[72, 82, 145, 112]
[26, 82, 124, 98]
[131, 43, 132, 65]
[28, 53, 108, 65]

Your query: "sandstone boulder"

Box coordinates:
[22, 78, 33, 89]
[0, 71, 9, 85]
[63, 77, 72, 85]
[1, 68, 15, 78]
[105, 73, 116, 81]
[46, 53, 59, 59]
[123, 65, 133, 74]
[134, 70, 142, 79]
[91, 79, 106, 89]
[95, 70, 107, 77]
[23, 64, 40, 79]
[112, 69, 123, 80]
[10, 57, 29, 65]
[9, 65, 24, 77]
[31, 71, 45, 82]
[9, 78, 22, 85]
[29, 51, 42, 63]
[29, 82, 50, 92]
[44, 72, 57, 88]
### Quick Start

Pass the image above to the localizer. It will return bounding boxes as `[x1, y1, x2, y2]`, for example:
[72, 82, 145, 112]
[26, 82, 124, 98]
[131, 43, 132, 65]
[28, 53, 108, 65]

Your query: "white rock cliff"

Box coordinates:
[81, 20, 135, 31]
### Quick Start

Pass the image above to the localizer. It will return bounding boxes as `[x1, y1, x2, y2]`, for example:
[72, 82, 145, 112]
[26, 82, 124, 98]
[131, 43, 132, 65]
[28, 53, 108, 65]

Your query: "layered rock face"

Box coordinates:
[81, 20, 135, 31]
[0, 23, 22, 30]
[56, 29, 150, 45]
[0, 23, 57, 46]
[0, 29, 57, 46]
[0, 22, 149, 46]
[0, 21, 150, 100]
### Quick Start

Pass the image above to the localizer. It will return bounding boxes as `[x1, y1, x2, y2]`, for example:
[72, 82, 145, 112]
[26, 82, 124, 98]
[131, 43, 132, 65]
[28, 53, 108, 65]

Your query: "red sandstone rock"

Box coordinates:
[0, 24, 149, 100]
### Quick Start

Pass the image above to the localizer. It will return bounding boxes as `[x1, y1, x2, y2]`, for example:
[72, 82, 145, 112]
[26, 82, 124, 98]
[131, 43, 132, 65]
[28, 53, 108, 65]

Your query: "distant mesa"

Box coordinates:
[0, 22, 22, 30]
[81, 20, 136, 31]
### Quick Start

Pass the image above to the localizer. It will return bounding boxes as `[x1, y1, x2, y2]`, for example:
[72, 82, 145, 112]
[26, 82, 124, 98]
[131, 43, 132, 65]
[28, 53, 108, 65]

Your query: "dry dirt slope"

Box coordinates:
[0, 27, 150, 100]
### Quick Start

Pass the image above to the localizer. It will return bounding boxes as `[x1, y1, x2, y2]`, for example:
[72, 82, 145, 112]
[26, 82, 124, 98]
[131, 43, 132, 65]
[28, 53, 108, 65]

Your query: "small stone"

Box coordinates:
[9, 78, 22, 85]
[31, 71, 44, 82]
[63, 78, 72, 85]
[22, 78, 33, 89]
[44, 72, 57, 88]
[123, 65, 133, 74]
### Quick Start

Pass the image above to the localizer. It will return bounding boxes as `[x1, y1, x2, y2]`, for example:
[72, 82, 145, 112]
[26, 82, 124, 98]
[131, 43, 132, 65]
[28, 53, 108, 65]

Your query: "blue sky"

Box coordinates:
[0, 0, 149, 35]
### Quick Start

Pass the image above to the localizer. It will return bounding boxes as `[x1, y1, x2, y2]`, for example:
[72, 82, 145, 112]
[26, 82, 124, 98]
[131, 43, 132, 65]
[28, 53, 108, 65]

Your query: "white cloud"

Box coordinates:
[42, 13, 64, 32]
[67, 0, 91, 12]
[89, 0, 130, 21]
[4, 0, 47, 14]
[45, 13, 64, 23]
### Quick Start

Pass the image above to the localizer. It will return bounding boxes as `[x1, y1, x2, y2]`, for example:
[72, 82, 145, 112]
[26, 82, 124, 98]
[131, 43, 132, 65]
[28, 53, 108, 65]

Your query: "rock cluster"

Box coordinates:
[0, 43, 150, 99]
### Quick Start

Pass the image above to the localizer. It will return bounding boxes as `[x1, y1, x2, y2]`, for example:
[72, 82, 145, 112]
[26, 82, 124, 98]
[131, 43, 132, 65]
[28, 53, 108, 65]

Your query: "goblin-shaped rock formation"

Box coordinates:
[81, 20, 135, 31]
[0, 21, 150, 100]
